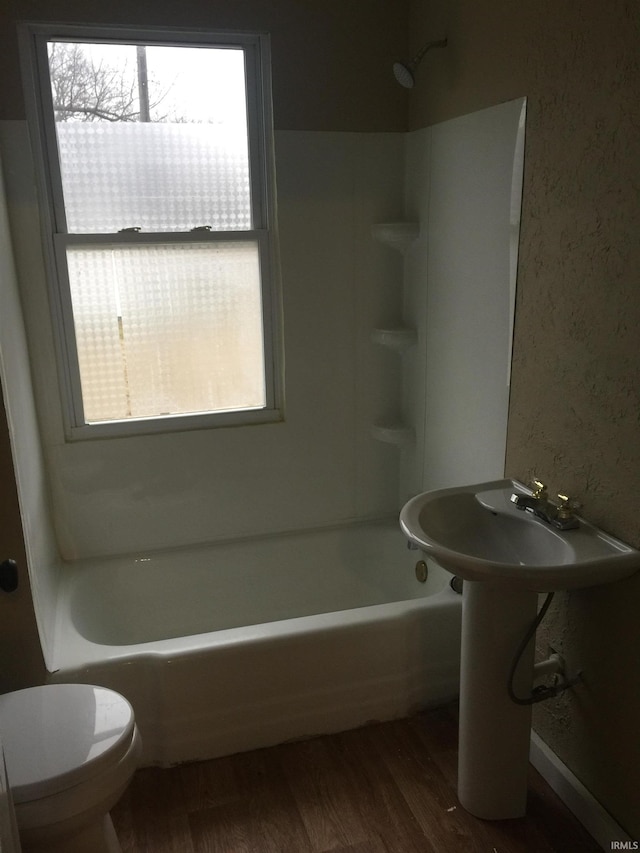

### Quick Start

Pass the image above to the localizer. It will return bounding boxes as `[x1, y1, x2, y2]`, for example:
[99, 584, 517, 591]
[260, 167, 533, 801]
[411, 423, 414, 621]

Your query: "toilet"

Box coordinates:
[0, 683, 142, 853]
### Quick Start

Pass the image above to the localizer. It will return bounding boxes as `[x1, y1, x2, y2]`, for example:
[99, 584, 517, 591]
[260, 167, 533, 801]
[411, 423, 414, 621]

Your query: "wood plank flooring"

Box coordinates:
[111, 706, 601, 853]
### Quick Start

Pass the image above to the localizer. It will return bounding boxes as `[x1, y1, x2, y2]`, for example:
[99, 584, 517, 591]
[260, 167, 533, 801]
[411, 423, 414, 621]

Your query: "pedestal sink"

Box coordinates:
[400, 478, 640, 820]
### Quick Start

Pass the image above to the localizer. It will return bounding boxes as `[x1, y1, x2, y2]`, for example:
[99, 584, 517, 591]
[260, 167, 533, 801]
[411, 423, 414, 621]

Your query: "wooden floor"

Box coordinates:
[111, 706, 600, 853]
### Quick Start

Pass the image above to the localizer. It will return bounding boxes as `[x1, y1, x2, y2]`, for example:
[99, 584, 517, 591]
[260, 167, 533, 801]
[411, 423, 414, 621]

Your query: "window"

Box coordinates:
[21, 24, 282, 438]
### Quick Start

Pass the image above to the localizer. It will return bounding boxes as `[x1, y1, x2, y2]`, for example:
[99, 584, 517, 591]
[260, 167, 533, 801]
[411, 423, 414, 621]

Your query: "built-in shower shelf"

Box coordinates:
[371, 222, 420, 253]
[371, 327, 417, 352]
[371, 422, 415, 446]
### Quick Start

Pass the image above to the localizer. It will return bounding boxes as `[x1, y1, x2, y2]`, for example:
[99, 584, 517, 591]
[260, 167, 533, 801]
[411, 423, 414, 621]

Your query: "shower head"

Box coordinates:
[392, 61, 416, 89]
[393, 38, 448, 89]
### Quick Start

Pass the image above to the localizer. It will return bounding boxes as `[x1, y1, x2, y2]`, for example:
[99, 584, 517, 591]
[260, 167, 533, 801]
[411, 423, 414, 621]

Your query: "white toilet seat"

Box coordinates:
[0, 684, 137, 806]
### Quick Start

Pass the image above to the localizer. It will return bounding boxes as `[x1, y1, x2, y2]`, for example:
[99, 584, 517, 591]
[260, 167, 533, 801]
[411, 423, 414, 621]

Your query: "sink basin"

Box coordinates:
[400, 478, 640, 590]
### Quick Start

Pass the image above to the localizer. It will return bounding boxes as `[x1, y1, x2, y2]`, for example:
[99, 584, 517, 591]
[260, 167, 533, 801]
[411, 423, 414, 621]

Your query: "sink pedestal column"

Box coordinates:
[457, 579, 538, 819]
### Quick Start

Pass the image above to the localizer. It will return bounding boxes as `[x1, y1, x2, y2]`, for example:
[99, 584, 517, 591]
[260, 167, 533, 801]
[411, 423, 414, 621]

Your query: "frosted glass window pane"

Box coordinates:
[48, 43, 251, 232]
[66, 243, 266, 422]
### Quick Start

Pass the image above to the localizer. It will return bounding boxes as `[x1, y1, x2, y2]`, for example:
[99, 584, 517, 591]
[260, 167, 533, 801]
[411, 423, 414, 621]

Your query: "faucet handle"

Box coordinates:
[556, 492, 581, 519]
[530, 479, 548, 499]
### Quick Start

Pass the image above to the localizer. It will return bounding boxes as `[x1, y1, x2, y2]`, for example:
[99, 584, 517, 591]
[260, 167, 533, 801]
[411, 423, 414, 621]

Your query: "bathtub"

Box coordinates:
[48, 520, 462, 766]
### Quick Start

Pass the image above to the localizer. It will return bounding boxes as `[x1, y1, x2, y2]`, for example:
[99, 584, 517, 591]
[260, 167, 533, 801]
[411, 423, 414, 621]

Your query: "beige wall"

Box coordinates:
[410, 0, 640, 836]
[0, 0, 409, 130]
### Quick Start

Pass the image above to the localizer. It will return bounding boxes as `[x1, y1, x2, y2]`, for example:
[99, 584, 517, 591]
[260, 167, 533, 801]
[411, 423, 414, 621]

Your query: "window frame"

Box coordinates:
[19, 22, 283, 440]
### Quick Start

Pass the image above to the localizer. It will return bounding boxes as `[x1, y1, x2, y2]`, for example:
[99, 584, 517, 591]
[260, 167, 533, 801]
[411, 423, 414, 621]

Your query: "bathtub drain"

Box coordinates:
[414, 560, 428, 583]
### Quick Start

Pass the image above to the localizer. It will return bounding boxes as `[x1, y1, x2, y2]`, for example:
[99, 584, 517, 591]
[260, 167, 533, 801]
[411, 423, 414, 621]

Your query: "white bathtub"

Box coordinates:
[48, 520, 462, 766]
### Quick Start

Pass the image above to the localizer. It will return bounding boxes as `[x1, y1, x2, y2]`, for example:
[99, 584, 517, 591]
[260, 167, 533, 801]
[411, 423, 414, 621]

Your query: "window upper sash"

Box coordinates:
[27, 25, 272, 237]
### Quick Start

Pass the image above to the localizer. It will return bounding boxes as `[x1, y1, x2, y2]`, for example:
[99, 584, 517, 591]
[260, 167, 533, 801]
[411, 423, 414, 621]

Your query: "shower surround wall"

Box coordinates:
[0, 143, 50, 683]
[2, 126, 405, 561]
[399, 98, 524, 505]
[0, 96, 523, 594]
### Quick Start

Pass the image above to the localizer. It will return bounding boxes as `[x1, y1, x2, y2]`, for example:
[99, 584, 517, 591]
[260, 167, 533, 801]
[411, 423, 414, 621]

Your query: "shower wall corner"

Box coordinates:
[0, 126, 61, 676]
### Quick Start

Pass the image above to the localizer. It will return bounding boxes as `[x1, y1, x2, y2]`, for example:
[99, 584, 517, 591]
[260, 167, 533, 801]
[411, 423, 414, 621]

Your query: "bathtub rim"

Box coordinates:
[49, 517, 454, 670]
[50, 577, 458, 673]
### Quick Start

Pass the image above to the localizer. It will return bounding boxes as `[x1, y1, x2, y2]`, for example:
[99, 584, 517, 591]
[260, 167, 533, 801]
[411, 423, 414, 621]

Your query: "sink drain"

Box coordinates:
[450, 576, 463, 594]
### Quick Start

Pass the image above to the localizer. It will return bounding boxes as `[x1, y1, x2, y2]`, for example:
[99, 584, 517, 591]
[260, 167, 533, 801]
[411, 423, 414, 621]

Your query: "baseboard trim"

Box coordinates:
[530, 731, 634, 851]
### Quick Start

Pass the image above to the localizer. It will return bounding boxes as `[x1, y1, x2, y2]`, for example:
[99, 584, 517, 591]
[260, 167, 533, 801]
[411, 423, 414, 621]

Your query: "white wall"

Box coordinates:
[1, 125, 406, 559]
[0, 130, 60, 667]
[401, 98, 526, 498]
[0, 99, 524, 653]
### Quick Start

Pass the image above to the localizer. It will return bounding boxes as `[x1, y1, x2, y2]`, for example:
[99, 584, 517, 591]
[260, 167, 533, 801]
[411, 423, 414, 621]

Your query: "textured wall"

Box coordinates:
[410, 0, 640, 837]
[509, 4, 640, 836]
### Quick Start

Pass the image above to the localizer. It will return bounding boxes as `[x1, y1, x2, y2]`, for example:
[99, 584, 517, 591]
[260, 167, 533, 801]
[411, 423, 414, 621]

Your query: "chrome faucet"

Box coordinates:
[510, 479, 580, 530]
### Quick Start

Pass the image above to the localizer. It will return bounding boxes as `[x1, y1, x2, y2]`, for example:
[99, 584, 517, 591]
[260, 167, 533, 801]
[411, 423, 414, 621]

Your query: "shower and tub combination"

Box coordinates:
[1, 44, 524, 796]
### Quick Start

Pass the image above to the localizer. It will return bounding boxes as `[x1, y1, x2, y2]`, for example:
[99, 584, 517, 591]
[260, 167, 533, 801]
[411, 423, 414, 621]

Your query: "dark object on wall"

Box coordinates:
[0, 559, 18, 592]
